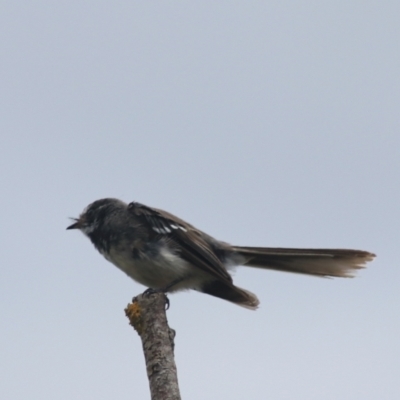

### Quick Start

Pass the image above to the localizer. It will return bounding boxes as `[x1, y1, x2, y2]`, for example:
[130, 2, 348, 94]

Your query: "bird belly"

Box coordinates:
[103, 245, 208, 291]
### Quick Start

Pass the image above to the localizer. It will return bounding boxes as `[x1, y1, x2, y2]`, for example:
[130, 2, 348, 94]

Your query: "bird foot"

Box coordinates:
[142, 288, 170, 310]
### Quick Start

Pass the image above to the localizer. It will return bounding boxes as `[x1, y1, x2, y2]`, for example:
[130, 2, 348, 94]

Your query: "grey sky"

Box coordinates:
[1, 2, 399, 399]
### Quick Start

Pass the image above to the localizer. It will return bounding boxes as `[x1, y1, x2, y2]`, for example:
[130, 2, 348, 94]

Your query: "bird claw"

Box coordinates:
[143, 287, 160, 296]
[142, 288, 170, 310]
[164, 296, 170, 310]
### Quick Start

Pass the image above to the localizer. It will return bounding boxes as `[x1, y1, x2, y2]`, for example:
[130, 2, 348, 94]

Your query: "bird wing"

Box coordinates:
[128, 202, 233, 283]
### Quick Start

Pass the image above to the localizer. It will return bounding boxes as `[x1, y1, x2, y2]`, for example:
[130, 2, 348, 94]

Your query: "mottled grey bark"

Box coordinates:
[125, 292, 181, 400]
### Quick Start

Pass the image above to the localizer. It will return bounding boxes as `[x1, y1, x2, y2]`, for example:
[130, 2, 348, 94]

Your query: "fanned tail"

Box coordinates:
[232, 247, 375, 278]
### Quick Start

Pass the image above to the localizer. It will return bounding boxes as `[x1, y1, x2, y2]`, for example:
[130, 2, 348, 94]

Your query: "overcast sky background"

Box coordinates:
[1, 2, 399, 399]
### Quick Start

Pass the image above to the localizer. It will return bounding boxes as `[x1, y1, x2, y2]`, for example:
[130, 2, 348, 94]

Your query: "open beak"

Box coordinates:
[66, 219, 80, 230]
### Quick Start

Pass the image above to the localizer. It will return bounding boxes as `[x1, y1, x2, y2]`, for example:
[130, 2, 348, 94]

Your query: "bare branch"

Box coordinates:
[125, 293, 181, 400]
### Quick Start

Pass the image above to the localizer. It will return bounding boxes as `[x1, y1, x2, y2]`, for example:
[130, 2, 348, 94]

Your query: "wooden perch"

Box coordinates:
[125, 292, 181, 400]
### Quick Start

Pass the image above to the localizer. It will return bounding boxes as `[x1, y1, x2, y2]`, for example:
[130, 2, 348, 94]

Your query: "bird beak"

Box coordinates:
[66, 219, 80, 230]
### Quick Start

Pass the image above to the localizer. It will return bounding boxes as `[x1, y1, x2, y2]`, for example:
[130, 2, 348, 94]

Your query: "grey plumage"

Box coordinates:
[67, 198, 375, 310]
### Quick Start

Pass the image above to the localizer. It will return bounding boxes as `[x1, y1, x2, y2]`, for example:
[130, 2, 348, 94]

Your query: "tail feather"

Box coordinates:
[201, 280, 260, 310]
[232, 246, 375, 278]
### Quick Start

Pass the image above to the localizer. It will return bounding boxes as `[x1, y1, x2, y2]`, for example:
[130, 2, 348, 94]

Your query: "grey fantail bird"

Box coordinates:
[67, 198, 375, 310]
